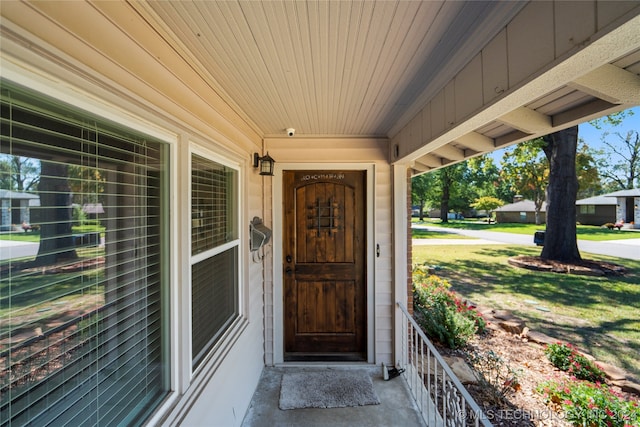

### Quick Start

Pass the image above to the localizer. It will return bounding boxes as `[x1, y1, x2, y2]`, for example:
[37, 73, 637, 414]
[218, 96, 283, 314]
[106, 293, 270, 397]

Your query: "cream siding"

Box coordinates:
[265, 138, 393, 365]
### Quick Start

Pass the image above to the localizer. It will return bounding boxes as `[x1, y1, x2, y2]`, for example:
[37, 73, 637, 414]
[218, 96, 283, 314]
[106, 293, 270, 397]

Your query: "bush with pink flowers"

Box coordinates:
[538, 380, 639, 427]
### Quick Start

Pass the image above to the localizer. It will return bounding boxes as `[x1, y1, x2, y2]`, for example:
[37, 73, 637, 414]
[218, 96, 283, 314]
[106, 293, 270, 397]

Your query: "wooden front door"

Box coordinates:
[283, 170, 366, 361]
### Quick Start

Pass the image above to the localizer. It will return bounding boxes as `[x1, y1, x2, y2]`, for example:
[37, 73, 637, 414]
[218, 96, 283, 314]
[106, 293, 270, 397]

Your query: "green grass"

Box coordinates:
[413, 218, 640, 241]
[0, 245, 106, 335]
[0, 232, 41, 243]
[412, 229, 473, 239]
[413, 243, 640, 381]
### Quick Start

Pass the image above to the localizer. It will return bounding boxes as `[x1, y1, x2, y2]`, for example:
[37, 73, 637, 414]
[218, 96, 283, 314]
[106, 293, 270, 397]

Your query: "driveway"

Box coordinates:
[412, 224, 640, 261]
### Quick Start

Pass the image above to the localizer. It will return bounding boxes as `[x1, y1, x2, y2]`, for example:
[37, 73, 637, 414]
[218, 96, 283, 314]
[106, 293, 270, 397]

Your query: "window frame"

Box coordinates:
[188, 144, 245, 375]
[0, 76, 177, 426]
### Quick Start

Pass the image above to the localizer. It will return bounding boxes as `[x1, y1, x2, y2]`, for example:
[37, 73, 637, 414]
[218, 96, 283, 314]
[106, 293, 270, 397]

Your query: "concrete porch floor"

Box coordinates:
[241, 365, 426, 427]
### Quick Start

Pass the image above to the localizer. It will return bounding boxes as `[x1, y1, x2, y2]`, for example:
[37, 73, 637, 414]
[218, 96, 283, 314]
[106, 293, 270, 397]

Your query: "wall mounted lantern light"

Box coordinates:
[253, 152, 275, 176]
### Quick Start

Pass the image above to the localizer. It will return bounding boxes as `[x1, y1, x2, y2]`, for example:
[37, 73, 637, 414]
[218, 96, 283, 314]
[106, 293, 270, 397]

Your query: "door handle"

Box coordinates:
[285, 267, 293, 275]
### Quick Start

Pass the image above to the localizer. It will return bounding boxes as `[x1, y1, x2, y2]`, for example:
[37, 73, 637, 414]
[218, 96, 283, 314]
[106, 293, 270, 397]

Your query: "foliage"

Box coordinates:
[411, 163, 472, 222]
[470, 196, 504, 221]
[588, 109, 639, 190]
[544, 343, 606, 383]
[467, 350, 521, 405]
[436, 163, 469, 222]
[412, 242, 640, 379]
[537, 380, 640, 427]
[0, 155, 40, 192]
[412, 269, 485, 348]
[500, 139, 548, 225]
[73, 204, 88, 226]
[592, 130, 640, 190]
[68, 165, 106, 205]
[575, 142, 603, 198]
[411, 173, 437, 220]
[465, 156, 514, 203]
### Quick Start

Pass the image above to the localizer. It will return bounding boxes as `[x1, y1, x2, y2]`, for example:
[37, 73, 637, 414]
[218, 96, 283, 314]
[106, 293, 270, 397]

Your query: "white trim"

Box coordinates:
[392, 164, 410, 367]
[187, 144, 247, 379]
[272, 163, 376, 364]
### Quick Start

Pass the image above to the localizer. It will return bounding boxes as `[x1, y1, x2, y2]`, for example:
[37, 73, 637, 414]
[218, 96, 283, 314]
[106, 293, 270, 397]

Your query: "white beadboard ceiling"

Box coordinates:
[135, 1, 640, 172]
[143, 1, 524, 137]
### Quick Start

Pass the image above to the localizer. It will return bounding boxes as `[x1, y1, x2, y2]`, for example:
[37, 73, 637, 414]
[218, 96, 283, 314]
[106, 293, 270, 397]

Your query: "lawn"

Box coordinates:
[411, 228, 472, 239]
[413, 218, 640, 241]
[413, 243, 640, 381]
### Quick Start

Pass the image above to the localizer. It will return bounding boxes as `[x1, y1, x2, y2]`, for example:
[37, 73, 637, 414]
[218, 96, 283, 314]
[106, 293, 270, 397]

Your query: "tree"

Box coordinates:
[500, 139, 548, 225]
[575, 141, 603, 198]
[437, 163, 466, 222]
[592, 130, 639, 190]
[540, 126, 581, 263]
[411, 163, 469, 222]
[0, 155, 40, 192]
[588, 109, 639, 190]
[411, 173, 436, 221]
[33, 160, 78, 266]
[470, 196, 504, 223]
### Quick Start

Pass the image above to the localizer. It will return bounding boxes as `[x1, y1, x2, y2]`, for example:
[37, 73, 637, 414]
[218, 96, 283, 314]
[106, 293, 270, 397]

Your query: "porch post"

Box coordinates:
[391, 163, 411, 366]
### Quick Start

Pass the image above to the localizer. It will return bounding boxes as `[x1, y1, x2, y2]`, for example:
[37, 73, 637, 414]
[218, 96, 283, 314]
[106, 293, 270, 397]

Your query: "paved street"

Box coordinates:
[0, 240, 39, 261]
[413, 224, 640, 261]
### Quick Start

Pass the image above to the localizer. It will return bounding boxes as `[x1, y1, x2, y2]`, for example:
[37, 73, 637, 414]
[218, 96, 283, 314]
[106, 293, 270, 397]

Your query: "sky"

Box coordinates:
[490, 106, 639, 162]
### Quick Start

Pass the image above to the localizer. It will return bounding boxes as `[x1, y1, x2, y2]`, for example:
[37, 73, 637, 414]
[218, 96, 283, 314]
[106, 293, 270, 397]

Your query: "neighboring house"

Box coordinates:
[606, 189, 640, 228]
[0, 189, 39, 231]
[1, 2, 638, 426]
[576, 194, 617, 226]
[495, 199, 547, 224]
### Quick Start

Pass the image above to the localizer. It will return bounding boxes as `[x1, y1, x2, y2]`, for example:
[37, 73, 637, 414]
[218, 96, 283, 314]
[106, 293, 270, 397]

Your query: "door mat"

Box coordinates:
[279, 370, 380, 410]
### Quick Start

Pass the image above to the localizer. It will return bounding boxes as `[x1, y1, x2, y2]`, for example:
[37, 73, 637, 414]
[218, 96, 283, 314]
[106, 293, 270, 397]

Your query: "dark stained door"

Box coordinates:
[283, 170, 366, 361]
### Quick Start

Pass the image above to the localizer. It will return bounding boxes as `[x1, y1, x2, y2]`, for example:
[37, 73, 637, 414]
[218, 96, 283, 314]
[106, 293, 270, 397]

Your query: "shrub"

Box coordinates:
[467, 350, 521, 405]
[545, 343, 606, 383]
[538, 380, 640, 427]
[412, 270, 485, 349]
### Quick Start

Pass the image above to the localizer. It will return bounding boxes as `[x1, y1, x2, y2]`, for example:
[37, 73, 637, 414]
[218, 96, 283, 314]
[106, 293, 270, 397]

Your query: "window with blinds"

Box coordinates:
[0, 81, 170, 426]
[191, 154, 239, 369]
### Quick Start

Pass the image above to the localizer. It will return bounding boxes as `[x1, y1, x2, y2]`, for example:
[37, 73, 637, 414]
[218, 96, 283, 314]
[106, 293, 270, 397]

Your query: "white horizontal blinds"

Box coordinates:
[0, 82, 169, 426]
[191, 248, 238, 366]
[191, 155, 238, 254]
[190, 154, 239, 369]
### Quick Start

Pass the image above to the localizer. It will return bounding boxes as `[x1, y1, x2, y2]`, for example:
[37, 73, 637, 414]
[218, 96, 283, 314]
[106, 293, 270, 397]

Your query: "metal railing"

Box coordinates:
[397, 302, 492, 427]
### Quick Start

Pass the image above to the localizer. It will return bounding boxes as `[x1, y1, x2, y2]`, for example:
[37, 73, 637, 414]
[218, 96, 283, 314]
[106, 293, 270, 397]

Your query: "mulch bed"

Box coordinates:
[508, 256, 626, 276]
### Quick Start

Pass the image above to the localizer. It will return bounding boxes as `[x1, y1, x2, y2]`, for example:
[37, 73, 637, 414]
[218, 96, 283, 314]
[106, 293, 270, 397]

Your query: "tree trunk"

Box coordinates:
[440, 173, 451, 223]
[34, 160, 78, 266]
[541, 126, 581, 262]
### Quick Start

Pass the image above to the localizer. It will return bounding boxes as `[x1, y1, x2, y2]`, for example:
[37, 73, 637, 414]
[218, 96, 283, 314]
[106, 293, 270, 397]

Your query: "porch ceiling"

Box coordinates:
[133, 1, 640, 172]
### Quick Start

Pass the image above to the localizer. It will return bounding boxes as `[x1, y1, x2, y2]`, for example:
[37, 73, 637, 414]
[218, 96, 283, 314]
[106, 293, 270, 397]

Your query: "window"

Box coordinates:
[0, 81, 170, 426]
[190, 153, 239, 369]
[580, 205, 596, 215]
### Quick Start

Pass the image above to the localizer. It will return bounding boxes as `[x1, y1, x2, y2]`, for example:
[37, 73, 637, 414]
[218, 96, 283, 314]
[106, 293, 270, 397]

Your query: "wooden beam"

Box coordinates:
[432, 144, 465, 161]
[415, 154, 442, 168]
[497, 106, 552, 134]
[568, 64, 640, 105]
[455, 132, 495, 151]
